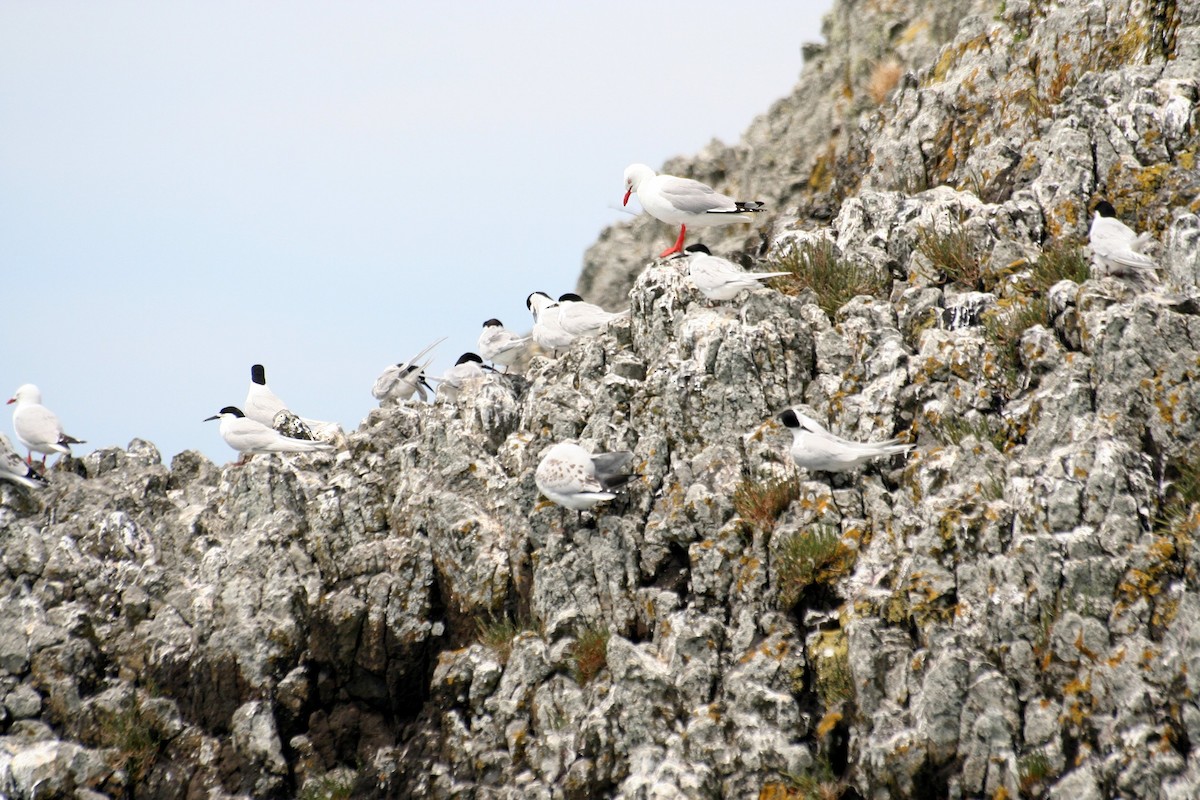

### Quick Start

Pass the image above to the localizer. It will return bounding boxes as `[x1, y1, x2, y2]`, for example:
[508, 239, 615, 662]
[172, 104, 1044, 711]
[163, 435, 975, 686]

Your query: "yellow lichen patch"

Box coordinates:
[1073, 629, 1099, 661]
[897, 18, 929, 46]
[927, 31, 994, 85]
[816, 710, 843, 739]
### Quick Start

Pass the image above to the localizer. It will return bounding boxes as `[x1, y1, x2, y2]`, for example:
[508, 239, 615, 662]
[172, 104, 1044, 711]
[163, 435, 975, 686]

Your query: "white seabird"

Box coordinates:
[623, 163, 765, 258]
[7, 384, 85, 465]
[535, 441, 636, 511]
[778, 408, 913, 473]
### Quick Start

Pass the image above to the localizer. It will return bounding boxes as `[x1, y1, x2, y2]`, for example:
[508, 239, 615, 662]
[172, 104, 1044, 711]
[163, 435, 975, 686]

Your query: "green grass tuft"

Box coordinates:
[734, 475, 801, 532]
[776, 525, 855, 608]
[917, 221, 983, 289]
[766, 238, 887, 316]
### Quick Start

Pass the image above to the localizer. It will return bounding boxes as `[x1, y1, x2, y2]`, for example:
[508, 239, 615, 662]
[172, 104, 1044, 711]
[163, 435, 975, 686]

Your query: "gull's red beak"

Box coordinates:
[5, 398, 14, 405]
[623, 188, 632, 206]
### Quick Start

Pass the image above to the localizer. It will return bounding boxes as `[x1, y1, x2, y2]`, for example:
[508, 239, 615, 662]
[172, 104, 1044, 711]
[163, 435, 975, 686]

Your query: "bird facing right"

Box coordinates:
[535, 441, 636, 511]
[778, 408, 913, 473]
[0, 432, 49, 490]
[373, 337, 444, 404]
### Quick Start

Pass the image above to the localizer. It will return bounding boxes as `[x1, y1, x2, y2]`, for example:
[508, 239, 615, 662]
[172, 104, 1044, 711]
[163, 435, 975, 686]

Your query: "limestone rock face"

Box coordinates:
[3, 0, 1200, 798]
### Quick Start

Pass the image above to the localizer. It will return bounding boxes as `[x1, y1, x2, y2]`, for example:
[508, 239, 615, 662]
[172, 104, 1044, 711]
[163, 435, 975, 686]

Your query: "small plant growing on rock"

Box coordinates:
[917, 221, 983, 289]
[765, 756, 847, 800]
[767, 238, 886, 316]
[1018, 752, 1054, 795]
[775, 525, 855, 608]
[572, 626, 610, 686]
[477, 615, 521, 664]
[298, 770, 358, 800]
[476, 612, 540, 664]
[925, 413, 1007, 452]
[867, 59, 903, 105]
[97, 700, 164, 786]
[982, 296, 1048, 392]
[1029, 240, 1089, 291]
[734, 475, 801, 532]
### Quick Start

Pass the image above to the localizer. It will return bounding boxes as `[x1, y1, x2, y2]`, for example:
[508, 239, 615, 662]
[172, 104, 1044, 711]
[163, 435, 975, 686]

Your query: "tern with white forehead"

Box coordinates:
[778, 408, 913, 473]
[431, 353, 495, 402]
[204, 406, 334, 466]
[244, 364, 338, 441]
[526, 291, 576, 356]
[477, 319, 530, 372]
[1088, 200, 1159, 289]
[554, 293, 630, 337]
[373, 336, 445, 404]
[685, 244, 791, 302]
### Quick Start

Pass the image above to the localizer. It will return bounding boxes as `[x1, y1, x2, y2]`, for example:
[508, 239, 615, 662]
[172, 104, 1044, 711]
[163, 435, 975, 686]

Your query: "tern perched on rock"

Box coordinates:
[555, 293, 630, 337]
[1088, 200, 1159, 288]
[526, 291, 576, 355]
[535, 441, 636, 512]
[0, 432, 49, 489]
[623, 163, 765, 258]
[245, 364, 337, 440]
[432, 353, 494, 402]
[7, 384, 85, 465]
[778, 408, 912, 473]
[204, 406, 333, 466]
[685, 244, 791, 302]
[477, 320, 530, 372]
[373, 337, 444, 404]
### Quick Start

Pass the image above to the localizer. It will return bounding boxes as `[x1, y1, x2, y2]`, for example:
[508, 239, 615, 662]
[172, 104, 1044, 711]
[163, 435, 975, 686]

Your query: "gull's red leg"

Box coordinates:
[658, 224, 687, 258]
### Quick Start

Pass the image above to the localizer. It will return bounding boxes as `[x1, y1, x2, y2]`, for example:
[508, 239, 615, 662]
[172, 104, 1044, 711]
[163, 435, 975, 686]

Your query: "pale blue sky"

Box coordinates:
[2, 2, 831, 464]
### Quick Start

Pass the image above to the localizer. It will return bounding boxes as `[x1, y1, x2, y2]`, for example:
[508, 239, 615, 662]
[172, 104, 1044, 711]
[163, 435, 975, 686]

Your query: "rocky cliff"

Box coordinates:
[3, 0, 1200, 798]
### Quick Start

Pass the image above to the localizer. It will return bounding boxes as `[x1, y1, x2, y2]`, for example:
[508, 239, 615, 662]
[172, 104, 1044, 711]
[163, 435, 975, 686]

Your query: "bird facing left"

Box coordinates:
[204, 406, 334, 466]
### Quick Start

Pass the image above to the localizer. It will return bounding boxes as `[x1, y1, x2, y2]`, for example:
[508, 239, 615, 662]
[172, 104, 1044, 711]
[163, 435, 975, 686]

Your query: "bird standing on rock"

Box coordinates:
[204, 406, 333, 466]
[685, 244, 791, 302]
[623, 163, 765, 258]
[0, 432, 49, 489]
[477, 320, 530, 372]
[526, 291, 576, 356]
[7, 384, 85, 466]
[535, 441, 637, 512]
[432, 353, 495, 402]
[373, 337, 444, 404]
[1088, 200, 1159, 289]
[778, 408, 912, 473]
[554, 293, 630, 337]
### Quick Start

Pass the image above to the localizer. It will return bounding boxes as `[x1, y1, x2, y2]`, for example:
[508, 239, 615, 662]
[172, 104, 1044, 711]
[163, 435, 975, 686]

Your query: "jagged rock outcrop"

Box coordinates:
[3, 0, 1200, 798]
